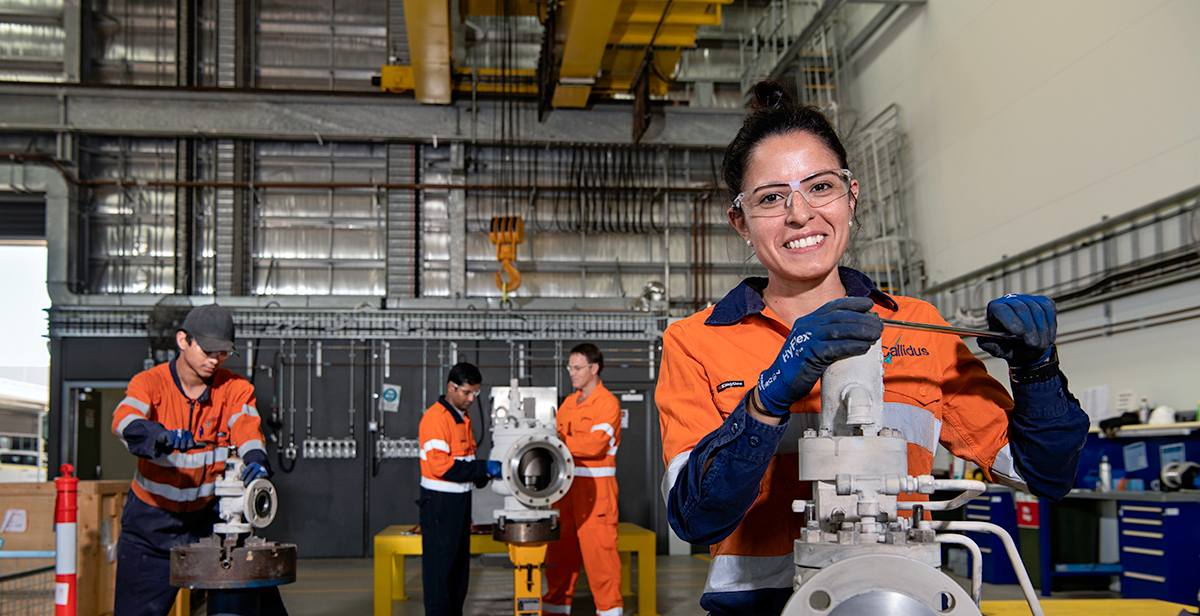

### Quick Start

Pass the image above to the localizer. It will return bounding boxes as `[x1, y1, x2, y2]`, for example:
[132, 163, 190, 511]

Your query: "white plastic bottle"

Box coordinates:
[1098, 455, 1112, 492]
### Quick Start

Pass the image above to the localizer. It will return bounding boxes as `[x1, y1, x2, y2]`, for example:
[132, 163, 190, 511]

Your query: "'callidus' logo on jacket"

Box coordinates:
[883, 335, 930, 364]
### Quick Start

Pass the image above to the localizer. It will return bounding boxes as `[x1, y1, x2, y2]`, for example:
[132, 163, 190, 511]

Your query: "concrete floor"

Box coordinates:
[275, 554, 1124, 616]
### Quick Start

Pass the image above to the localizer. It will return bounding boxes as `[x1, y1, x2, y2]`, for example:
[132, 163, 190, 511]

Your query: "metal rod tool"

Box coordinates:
[880, 318, 1021, 341]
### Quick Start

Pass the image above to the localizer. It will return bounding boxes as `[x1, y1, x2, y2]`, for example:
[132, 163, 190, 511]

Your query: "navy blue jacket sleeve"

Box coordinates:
[1008, 371, 1089, 501]
[667, 393, 789, 545]
[242, 448, 272, 476]
[121, 418, 169, 459]
[441, 459, 491, 483]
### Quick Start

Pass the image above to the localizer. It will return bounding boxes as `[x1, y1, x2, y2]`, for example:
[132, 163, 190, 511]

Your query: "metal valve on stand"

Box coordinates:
[170, 457, 297, 616]
[490, 380, 574, 616]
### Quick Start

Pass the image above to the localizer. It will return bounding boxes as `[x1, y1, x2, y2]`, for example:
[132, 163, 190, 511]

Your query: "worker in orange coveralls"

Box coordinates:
[543, 343, 624, 616]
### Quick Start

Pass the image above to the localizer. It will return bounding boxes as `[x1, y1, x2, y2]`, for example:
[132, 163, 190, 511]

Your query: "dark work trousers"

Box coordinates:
[115, 491, 289, 616]
[418, 487, 473, 616]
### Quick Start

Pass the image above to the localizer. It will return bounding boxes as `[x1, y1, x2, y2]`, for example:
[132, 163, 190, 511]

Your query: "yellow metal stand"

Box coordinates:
[507, 543, 549, 616]
[374, 522, 659, 616]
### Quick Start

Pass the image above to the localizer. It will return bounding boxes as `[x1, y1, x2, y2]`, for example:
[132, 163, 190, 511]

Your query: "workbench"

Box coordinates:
[1038, 489, 1200, 604]
[373, 522, 657, 616]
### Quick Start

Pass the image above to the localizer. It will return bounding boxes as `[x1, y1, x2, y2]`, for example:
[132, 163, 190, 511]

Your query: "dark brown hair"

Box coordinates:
[721, 80, 850, 204]
[569, 343, 603, 374]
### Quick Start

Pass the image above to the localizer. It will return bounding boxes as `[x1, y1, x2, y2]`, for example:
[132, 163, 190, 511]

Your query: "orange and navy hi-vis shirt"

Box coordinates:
[657, 269, 1088, 614]
[419, 397, 490, 492]
[557, 381, 621, 478]
[112, 360, 267, 513]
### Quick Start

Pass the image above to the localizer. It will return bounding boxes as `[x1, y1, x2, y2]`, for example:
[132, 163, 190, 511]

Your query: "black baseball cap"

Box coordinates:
[180, 304, 237, 353]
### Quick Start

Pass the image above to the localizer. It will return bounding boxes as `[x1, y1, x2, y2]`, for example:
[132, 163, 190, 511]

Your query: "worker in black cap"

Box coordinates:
[111, 303, 288, 616]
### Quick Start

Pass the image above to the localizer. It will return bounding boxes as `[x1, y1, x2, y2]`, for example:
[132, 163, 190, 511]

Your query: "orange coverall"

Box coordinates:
[543, 381, 624, 616]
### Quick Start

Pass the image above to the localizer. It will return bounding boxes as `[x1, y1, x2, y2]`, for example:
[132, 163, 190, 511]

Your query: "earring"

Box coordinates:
[848, 220, 853, 227]
[746, 239, 753, 247]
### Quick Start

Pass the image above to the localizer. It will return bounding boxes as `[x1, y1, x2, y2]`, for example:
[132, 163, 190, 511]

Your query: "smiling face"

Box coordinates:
[730, 130, 858, 288]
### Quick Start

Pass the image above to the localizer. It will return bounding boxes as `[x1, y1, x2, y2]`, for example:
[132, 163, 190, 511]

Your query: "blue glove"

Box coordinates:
[979, 294, 1057, 367]
[757, 296, 884, 417]
[155, 429, 196, 453]
[486, 460, 503, 478]
[240, 462, 269, 486]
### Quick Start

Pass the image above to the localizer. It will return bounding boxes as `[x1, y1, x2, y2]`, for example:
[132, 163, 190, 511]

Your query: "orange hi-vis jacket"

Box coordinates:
[557, 381, 621, 477]
[657, 272, 1021, 602]
[418, 398, 481, 493]
[544, 381, 624, 616]
[112, 360, 266, 513]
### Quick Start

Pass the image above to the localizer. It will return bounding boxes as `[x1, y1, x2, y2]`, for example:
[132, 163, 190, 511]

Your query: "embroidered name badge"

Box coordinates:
[716, 380, 745, 392]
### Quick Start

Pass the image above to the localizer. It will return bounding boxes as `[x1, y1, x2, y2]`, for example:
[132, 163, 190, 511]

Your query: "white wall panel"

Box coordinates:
[848, 0, 1200, 286]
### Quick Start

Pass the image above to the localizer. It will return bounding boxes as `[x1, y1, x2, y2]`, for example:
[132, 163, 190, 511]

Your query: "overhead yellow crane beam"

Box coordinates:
[442, 0, 732, 106]
[616, 0, 726, 26]
[453, 68, 538, 95]
[551, 0, 624, 108]
[404, 0, 453, 104]
[460, 0, 542, 17]
[557, 0, 731, 103]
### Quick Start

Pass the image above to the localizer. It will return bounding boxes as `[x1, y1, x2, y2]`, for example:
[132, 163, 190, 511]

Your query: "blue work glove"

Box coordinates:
[240, 462, 269, 486]
[757, 296, 884, 417]
[486, 460, 503, 478]
[979, 294, 1057, 367]
[154, 429, 196, 453]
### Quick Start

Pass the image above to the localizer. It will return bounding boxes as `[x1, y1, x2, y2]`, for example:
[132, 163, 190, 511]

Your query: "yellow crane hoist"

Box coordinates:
[490, 216, 524, 301]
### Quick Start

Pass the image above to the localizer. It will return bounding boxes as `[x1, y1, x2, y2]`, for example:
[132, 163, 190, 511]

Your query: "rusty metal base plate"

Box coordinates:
[171, 535, 297, 590]
[494, 518, 559, 544]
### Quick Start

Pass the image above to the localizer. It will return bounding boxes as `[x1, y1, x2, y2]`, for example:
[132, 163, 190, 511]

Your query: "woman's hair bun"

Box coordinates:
[749, 80, 796, 111]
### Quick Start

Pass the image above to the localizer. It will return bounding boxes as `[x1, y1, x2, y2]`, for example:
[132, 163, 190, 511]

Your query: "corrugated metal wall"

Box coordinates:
[71, 138, 749, 306]
[0, 0, 67, 83]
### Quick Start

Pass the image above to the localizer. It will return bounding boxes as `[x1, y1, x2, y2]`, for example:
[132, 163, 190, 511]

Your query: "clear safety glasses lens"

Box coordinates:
[733, 169, 852, 218]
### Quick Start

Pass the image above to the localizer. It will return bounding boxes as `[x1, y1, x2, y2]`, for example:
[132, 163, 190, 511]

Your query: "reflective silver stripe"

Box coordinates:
[882, 402, 941, 455]
[227, 404, 259, 430]
[454, 455, 475, 462]
[420, 476, 472, 493]
[119, 396, 150, 416]
[116, 414, 142, 439]
[238, 440, 265, 458]
[574, 466, 616, 477]
[150, 447, 229, 470]
[597, 607, 623, 616]
[420, 439, 450, 461]
[134, 471, 217, 503]
[662, 450, 691, 505]
[990, 443, 1028, 492]
[704, 554, 794, 594]
[592, 423, 618, 456]
[542, 604, 571, 614]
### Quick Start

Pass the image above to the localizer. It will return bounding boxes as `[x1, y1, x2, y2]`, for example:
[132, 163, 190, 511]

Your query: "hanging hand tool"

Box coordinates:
[880, 318, 1020, 341]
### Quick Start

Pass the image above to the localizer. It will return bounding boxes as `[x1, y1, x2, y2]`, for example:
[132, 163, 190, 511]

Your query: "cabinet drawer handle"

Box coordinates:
[1124, 571, 1166, 583]
[1122, 546, 1164, 557]
[1121, 530, 1164, 540]
[1122, 518, 1163, 526]
[1120, 506, 1162, 514]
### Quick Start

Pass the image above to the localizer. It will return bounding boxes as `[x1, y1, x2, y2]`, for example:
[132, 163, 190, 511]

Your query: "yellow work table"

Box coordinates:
[374, 521, 657, 616]
[980, 598, 1192, 615]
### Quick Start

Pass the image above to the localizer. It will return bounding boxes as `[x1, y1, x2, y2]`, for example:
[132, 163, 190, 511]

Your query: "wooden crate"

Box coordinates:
[1, 480, 129, 616]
